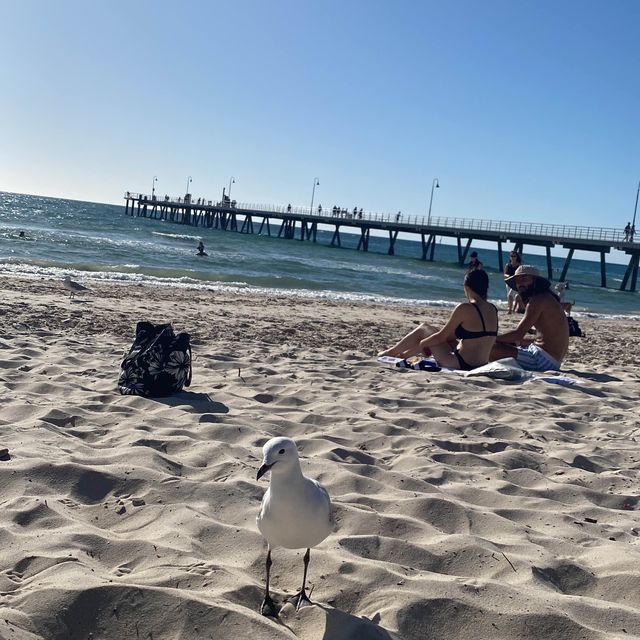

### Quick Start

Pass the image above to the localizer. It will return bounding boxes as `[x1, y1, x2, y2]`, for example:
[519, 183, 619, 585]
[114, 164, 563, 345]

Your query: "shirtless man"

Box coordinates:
[490, 265, 569, 371]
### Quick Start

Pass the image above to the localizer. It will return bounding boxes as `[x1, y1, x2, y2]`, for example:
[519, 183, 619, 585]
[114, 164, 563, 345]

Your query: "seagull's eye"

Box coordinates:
[278, 449, 285, 454]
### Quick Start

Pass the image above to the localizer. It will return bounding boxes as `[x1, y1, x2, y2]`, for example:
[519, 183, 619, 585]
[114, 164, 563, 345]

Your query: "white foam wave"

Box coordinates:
[152, 231, 201, 241]
[0, 261, 636, 320]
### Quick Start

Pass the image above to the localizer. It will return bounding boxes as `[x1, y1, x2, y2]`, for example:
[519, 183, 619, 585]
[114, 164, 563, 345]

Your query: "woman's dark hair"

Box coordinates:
[464, 269, 489, 299]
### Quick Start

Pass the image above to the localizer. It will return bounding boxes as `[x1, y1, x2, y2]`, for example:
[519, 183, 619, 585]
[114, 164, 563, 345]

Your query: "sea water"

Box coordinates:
[0, 191, 637, 318]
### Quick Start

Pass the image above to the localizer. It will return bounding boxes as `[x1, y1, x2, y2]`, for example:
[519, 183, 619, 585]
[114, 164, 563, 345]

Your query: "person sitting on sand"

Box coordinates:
[378, 269, 498, 370]
[491, 265, 568, 371]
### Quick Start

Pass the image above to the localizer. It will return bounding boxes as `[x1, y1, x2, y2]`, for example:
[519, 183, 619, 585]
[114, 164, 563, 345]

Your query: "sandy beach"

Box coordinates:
[0, 276, 639, 640]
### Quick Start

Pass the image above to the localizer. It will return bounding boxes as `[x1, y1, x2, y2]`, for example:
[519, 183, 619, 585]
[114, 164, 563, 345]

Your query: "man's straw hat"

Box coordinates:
[505, 265, 551, 291]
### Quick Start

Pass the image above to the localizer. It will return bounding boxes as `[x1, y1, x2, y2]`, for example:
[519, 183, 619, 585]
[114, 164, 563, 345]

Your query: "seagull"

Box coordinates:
[256, 436, 333, 617]
[63, 275, 90, 299]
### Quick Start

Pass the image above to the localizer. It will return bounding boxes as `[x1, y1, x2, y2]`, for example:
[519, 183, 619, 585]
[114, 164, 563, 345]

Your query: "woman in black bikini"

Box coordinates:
[378, 270, 498, 370]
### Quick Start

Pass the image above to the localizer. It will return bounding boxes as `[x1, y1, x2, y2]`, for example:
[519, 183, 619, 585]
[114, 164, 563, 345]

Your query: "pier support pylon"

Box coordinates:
[620, 253, 640, 292]
[357, 227, 370, 251]
[388, 230, 399, 255]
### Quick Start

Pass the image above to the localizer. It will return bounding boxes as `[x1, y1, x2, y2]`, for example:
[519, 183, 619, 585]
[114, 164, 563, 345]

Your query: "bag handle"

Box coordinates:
[185, 344, 192, 387]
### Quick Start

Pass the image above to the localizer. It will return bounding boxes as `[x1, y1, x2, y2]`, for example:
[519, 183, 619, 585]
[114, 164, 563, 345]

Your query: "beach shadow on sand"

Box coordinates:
[564, 369, 622, 383]
[279, 603, 399, 640]
[152, 391, 229, 413]
[559, 384, 606, 398]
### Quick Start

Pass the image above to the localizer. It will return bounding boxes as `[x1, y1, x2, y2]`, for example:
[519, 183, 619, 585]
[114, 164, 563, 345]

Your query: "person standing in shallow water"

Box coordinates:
[467, 251, 483, 271]
[196, 241, 206, 256]
[504, 250, 522, 313]
[378, 269, 498, 370]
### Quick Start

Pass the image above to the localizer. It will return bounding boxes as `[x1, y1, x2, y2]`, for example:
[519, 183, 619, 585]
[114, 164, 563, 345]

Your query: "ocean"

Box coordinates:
[0, 191, 637, 318]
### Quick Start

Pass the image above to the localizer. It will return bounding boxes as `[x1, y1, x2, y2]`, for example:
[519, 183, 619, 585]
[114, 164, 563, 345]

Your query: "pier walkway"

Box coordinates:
[124, 192, 640, 292]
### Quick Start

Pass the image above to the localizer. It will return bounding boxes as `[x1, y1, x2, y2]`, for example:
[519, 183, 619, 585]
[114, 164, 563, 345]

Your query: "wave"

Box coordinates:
[152, 231, 202, 241]
[0, 260, 636, 320]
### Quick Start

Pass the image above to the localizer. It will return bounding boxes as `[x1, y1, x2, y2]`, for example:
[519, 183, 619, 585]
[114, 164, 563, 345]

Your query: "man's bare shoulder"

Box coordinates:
[527, 291, 559, 307]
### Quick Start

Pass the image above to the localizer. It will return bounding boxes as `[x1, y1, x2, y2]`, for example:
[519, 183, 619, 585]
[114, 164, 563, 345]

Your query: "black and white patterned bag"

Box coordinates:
[118, 322, 192, 397]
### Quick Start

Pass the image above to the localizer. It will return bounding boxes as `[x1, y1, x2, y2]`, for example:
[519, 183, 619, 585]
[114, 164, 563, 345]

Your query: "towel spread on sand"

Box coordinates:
[378, 356, 581, 386]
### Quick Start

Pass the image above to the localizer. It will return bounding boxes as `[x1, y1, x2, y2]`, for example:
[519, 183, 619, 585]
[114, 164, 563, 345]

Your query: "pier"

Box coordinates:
[124, 192, 640, 293]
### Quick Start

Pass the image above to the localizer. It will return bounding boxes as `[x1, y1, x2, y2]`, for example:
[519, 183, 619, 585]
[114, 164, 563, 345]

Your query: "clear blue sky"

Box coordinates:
[1, 0, 638, 230]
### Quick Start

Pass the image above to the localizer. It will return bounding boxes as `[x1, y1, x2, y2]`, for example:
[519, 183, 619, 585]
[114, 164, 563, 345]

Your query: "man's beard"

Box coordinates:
[517, 284, 534, 302]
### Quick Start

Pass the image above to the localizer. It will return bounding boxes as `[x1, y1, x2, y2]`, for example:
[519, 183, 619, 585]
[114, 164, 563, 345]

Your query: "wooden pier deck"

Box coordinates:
[124, 192, 640, 292]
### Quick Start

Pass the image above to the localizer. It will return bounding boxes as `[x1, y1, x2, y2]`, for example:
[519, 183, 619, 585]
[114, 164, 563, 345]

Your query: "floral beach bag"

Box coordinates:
[118, 322, 192, 397]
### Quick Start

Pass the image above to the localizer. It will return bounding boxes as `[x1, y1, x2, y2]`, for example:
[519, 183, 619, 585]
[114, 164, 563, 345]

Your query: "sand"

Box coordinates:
[0, 277, 639, 640]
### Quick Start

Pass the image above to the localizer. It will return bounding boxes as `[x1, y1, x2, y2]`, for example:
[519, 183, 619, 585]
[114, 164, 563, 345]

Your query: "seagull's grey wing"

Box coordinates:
[310, 478, 331, 506]
[309, 477, 334, 527]
[68, 280, 89, 292]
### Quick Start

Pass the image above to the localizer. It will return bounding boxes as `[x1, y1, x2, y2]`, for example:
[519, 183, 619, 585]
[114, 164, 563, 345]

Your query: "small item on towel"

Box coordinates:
[376, 354, 442, 371]
[396, 356, 442, 372]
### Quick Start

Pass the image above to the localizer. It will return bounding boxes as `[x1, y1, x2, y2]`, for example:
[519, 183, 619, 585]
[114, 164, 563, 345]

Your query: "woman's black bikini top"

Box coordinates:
[455, 303, 498, 340]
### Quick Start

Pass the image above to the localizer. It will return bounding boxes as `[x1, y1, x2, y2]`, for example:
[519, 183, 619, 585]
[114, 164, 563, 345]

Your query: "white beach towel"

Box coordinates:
[378, 355, 581, 386]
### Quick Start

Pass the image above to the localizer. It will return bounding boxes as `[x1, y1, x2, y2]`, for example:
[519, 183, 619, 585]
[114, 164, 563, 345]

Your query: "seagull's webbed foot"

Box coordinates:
[287, 588, 313, 612]
[260, 594, 279, 617]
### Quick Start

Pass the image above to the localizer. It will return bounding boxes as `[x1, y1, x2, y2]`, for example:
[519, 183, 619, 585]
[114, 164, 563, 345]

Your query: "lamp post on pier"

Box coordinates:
[427, 178, 440, 226]
[151, 176, 157, 200]
[310, 177, 320, 215]
[185, 176, 192, 196]
[632, 180, 640, 230]
[228, 177, 236, 200]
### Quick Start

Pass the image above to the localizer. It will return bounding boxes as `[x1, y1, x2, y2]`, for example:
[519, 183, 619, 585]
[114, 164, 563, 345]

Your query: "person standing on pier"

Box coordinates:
[624, 222, 631, 241]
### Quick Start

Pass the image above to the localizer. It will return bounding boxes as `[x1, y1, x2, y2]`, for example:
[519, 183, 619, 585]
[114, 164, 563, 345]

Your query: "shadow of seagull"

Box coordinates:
[278, 603, 401, 639]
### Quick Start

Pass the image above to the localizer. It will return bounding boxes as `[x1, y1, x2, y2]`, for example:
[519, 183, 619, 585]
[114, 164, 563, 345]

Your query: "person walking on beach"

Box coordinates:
[491, 265, 568, 371]
[467, 251, 483, 271]
[504, 250, 522, 313]
[378, 269, 498, 370]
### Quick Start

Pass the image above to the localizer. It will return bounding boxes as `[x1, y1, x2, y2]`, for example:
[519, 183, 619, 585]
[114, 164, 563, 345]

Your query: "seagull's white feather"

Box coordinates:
[257, 437, 332, 550]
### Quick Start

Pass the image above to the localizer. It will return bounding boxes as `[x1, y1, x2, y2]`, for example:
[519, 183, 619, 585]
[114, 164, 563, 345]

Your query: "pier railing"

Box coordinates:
[126, 192, 634, 245]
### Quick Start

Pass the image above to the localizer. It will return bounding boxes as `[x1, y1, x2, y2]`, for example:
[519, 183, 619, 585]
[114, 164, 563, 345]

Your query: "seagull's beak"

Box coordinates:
[256, 462, 274, 480]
